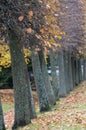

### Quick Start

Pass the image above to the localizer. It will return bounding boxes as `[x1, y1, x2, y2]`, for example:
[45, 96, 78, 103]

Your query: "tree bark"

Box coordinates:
[71, 57, 76, 87]
[27, 78, 37, 119]
[39, 50, 56, 105]
[78, 60, 82, 83]
[80, 60, 84, 81]
[31, 51, 50, 112]
[58, 51, 67, 97]
[68, 53, 73, 91]
[75, 60, 79, 85]
[64, 51, 70, 93]
[83, 60, 86, 80]
[0, 99, 5, 130]
[8, 29, 36, 129]
[49, 50, 59, 100]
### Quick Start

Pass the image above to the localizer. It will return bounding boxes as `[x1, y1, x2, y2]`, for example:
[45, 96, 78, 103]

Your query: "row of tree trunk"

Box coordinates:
[0, 30, 86, 129]
[58, 51, 86, 98]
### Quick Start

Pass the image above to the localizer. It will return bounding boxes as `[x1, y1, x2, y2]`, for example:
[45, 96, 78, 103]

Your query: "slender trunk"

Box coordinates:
[78, 60, 82, 83]
[80, 60, 84, 81]
[83, 60, 86, 80]
[39, 50, 56, 105]
[31, 52, 50, 112]
[71, 57, 76, 87]
[68, 53, 73, 90]
[49, 50, 59, 100]
[8, 29, 36, 129]
[75, 60, 79, 85]
[58, 51, 67, 97]
[64, 51, 70, 93]
[0, 99, 5, 130]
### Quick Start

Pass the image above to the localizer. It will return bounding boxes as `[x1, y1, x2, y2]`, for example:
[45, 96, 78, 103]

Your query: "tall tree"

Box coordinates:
[38, 49, 56, 105]
[58, 51, 67, 97]
[8, 29, 36, 129]
[31, 50, 50, 112]
[49, 50, 59, 100]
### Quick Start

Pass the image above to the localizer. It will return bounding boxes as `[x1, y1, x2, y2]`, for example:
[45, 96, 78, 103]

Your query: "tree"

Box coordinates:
[49, 50, 59, 100]
[58, 51, 67, 97]
[31, 49, 50, 112]
[8, 29, 36, 129]
[38, 49, 56, 105]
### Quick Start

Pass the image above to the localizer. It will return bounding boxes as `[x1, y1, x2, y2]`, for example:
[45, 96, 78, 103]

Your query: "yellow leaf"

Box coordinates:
[57, 35, 62, 40]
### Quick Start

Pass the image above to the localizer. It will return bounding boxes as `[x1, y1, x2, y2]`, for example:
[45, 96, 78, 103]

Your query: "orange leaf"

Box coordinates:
[29, 11, 33, 17]
[26, 28, 34, 33]
[18, 16, 24, 21]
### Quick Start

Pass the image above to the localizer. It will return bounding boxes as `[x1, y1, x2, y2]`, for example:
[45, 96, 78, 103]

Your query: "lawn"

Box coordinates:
[2, 103, 13, 112]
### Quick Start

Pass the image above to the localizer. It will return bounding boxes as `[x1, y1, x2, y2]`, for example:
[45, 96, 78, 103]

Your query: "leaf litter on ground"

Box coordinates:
[0, 81, 86, 130]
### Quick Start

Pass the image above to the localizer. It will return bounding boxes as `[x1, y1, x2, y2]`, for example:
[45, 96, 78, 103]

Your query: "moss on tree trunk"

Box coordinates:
[31, 51, 50, 112]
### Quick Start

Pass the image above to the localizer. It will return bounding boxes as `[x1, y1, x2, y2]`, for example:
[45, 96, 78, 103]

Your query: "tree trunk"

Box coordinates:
[49, 50, 59, 100]
[78, 60, 82, 83]
[68, 53, 73, 91]
[0, 99, 5, 130]
[38, 50, 56, 105]
[64, 51, 70, 93]
[31, 52, 50, 112]
[80, 60, 84, 81]
[75, 60, 79, 85]
[83, 60, 86, 80]
[27, 78, 37, 119]
[71, 57, 76, 87]
[8, 29, 36, 129]
[58, 51, 67, 97]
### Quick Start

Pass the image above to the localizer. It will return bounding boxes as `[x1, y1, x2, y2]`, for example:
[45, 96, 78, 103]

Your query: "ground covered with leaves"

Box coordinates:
[0, 81, 86, 130]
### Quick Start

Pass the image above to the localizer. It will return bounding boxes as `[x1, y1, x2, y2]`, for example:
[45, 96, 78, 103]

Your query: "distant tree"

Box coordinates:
[83, 60, 86, 80]
[49, 50, 59, 100]
[58, 51, 67, 97]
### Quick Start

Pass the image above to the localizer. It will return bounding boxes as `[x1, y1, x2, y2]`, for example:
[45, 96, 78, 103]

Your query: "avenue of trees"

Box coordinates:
[0, 0, 86, 129]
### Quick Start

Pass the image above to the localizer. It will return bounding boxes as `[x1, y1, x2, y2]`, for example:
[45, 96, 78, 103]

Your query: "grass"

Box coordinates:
[2, 103, 13, 112]
[3, 81, 86, 130]
[16, 101, 86, 130]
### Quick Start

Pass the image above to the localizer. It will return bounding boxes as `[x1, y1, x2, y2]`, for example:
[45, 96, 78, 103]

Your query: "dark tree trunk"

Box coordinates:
[78, 60, 82, 83]
[38, 50, 56, 105]
[0, 99, 5, 130]
[80, 60, 84, 81]
[75, 60, 79, 85]
[71, 57, 76, 87]
[8, 29, 36, 129]
[49, 50, 59, 100]
[68, 53, 73, 91]
[83, 60, 86, 80]
[58, 51, 67, 97]
[64, 51, 70, 93]
[31, 52, 50, 112]
[27, 78, 37, 119]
